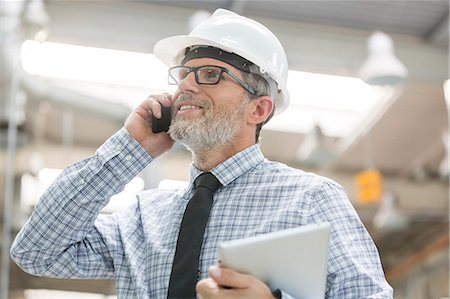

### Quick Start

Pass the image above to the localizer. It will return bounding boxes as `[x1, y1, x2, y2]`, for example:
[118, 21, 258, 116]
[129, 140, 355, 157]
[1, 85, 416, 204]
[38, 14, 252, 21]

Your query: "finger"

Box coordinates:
[208, 266, 254, 289]
[146, 95, 166, 119]
[133, 104, 152, 119]
[196, 277, 219, 298]
[148, 93, 172, 107]
[146, 94, 172, 118]
[148, 100, 163, 119]
[160, 93, 173, 106]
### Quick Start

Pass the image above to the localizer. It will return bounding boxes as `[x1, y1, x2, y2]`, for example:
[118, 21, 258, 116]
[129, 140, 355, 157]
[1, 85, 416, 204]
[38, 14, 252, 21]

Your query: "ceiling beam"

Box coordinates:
[396, 137, 446, 177]
[426, 10, 449, 48]
[21, 73, 130, 123]
[385, 233, 449, 281]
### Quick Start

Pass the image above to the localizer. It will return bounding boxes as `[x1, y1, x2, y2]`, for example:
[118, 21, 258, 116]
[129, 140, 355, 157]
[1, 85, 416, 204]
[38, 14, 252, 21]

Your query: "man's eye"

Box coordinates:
[206, 70, 220, 79]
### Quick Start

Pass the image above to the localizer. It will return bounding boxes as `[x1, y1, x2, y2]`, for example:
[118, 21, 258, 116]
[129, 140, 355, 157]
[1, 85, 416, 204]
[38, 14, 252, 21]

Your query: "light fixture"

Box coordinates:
[296, 124, 337, 167]
[359, 31, 408, 85]
[441, 80, 450, 179]
[444, 79, 450, 108]
[267, 70, 383, 137]
[20, 40, 173, 90]
[373, 191, 408, 233]
[22, 0, 50, 41]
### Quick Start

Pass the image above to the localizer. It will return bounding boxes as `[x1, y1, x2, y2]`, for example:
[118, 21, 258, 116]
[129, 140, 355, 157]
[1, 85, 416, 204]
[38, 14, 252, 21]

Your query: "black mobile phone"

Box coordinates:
[151, 104, 172, 133]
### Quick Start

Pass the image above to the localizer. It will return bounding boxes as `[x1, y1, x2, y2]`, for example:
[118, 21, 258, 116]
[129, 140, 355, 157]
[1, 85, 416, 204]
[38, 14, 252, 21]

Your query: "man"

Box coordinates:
[11, 9, 393, 299]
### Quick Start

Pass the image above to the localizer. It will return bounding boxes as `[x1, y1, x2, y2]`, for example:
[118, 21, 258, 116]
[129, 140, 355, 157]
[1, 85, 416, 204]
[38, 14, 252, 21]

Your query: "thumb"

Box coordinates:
[208, 265, 252, 289]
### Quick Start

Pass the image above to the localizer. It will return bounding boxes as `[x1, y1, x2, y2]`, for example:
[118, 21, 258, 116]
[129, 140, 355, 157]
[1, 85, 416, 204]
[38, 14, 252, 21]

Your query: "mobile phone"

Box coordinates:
[151, 104, 172, 133]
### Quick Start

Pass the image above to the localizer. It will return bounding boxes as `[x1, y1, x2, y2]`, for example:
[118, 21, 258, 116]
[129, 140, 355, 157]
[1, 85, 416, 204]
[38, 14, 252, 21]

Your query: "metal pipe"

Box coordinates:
[1, 1, 27, 298]
[1, 34, 20, 299]
[21, 76, 131, 122]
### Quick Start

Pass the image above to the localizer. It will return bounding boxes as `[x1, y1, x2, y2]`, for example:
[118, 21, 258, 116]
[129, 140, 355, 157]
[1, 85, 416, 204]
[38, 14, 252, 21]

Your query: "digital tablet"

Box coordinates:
[217, 222, 330, 298]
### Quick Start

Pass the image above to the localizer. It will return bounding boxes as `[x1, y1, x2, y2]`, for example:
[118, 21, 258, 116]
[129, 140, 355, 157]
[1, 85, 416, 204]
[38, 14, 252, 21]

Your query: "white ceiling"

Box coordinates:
[144, 0, 449, 47]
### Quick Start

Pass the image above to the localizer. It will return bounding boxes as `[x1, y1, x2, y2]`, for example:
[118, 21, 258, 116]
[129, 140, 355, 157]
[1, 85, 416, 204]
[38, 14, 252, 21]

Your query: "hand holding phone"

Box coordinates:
[124, 95, 175, 158]
[152, 104, 172, 133]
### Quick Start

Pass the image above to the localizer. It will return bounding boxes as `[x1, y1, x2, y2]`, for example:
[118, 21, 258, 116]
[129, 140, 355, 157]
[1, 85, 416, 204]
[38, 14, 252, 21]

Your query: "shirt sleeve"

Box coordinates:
[307, 181, 393, 299]
[10, 127, 152, 279]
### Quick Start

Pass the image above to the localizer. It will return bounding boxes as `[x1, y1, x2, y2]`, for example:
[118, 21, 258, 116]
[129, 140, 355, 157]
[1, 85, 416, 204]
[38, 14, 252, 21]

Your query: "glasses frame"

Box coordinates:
[168, 65, 256, 95]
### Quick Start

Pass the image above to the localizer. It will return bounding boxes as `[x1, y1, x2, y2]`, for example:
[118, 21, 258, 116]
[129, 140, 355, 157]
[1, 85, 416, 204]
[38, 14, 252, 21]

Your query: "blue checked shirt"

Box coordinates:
[11, 128, 393, 298]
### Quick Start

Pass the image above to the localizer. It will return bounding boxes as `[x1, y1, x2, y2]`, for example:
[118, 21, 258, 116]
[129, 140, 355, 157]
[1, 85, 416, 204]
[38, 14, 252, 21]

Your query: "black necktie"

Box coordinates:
[167, 172, 222, 299]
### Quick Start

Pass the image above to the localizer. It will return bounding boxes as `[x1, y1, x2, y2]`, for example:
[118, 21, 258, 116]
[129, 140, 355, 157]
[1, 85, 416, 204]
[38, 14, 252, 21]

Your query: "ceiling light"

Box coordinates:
[444, 79, 449, 107]
[267, 70, 383, 137]
[373, 191, 408, 233]
[296, 124, 336, 166]
[20, 40, 174, 90]
[22, 0, 50, 41]
[359, 31, 408, 85]
[441, 80, 449, 179]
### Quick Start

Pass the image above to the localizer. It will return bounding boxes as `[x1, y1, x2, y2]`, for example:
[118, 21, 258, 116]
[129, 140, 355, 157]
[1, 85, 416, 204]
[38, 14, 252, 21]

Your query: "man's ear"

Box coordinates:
[247, 96, 274, 125]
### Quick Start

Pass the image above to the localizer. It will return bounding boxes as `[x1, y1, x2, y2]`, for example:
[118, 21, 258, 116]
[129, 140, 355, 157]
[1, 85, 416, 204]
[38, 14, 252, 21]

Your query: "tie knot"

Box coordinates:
[194, 172, 222, 193]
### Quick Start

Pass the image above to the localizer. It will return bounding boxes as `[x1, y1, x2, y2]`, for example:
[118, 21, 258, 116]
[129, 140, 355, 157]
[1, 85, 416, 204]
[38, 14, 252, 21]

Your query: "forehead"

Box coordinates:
[183, 58, 242, 74]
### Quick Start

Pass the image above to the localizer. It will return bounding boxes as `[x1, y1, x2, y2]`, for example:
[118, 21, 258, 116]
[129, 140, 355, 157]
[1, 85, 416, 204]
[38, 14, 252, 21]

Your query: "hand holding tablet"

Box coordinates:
[217, 222, 331, 298]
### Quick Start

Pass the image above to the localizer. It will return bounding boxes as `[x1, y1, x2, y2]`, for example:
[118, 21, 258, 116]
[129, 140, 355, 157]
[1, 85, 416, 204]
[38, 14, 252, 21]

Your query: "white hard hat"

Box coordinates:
[153, 8, 289, 114]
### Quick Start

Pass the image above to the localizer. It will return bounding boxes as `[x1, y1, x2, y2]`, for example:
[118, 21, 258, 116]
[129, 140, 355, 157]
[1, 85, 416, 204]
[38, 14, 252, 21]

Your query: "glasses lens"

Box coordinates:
[197, 66, 222, 84]
[169, 67, 189, 84]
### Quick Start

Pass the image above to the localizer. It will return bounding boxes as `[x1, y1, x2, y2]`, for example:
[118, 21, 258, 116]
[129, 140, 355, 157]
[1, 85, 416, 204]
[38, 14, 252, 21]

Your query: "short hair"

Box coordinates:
[241, 71, 275, 143]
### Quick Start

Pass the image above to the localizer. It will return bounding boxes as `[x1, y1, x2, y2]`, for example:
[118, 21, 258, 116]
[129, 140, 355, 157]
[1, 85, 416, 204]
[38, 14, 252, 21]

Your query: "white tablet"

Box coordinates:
[217, 222, 330, 299]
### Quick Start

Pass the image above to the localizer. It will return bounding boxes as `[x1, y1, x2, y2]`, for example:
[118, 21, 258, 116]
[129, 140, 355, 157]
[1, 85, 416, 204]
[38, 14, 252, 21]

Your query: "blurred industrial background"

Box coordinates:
[1, 0, 449, 298]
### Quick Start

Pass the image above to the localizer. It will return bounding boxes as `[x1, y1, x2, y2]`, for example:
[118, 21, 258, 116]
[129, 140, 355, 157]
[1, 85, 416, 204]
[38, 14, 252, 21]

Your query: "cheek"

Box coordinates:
[210, 101, 236, 117]
[212, 91, 248, 108]
[201, 84, 249, 114]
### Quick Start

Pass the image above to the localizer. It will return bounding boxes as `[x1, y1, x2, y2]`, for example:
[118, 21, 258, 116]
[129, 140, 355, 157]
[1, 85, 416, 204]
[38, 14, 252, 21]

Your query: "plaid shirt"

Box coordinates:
[11, 128, 393, 298]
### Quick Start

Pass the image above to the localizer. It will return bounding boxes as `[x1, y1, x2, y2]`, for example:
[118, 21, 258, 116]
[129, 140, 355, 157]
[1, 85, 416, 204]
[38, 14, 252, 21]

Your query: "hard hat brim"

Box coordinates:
[154, 35, 242, 66]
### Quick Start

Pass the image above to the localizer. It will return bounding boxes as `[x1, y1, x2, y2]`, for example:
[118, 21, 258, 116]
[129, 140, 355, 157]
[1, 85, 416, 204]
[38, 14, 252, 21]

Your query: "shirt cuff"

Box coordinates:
[96, 127, 153, 182]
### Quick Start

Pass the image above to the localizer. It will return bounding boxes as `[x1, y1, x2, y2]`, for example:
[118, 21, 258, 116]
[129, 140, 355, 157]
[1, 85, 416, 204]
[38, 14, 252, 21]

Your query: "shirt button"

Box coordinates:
[115, 144, 122, 151]
[79, 178, 85, 185]
[125, 155, 132, 161]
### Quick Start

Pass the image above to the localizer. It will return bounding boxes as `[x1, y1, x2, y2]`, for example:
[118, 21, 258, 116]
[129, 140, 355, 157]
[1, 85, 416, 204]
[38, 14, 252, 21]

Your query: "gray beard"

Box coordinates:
[168, 95, 247, 152]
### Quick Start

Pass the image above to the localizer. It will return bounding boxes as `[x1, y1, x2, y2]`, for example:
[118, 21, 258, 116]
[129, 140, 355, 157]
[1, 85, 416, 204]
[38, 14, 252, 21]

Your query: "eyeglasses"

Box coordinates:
[168, 65, 256, 95]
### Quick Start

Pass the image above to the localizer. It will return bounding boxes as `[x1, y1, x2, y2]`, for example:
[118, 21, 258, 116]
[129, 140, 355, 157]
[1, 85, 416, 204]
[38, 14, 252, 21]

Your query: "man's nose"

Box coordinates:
[178, 71, 200, 94]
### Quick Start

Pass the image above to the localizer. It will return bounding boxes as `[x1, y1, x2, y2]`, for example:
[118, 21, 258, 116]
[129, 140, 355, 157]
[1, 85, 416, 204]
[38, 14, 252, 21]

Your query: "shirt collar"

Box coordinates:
[188, 144, 265, 189]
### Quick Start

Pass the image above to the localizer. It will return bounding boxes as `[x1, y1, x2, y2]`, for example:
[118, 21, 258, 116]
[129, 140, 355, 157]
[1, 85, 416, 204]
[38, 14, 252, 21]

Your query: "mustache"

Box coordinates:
[174, 93, 210, 108]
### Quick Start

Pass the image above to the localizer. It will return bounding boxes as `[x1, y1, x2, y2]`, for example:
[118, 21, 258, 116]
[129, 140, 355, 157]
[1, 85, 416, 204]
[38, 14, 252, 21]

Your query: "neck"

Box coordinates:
[191, 138, 254, 171]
